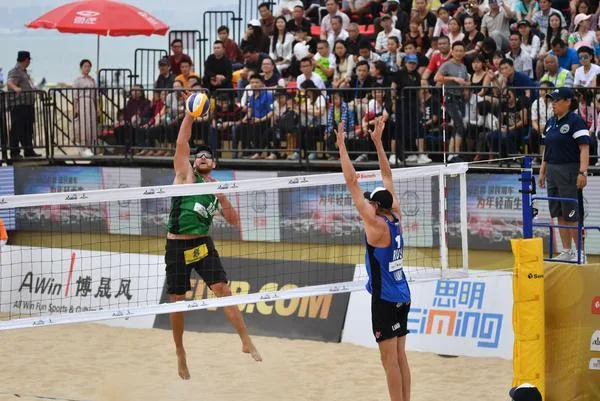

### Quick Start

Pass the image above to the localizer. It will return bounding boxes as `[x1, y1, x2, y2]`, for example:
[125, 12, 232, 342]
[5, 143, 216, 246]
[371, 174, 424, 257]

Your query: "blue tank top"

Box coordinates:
[365, 214, 411, 303]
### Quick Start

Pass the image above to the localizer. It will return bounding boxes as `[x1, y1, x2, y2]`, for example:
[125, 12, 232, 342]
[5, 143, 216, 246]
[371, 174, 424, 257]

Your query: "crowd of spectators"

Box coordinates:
[6, 0, 600, 164]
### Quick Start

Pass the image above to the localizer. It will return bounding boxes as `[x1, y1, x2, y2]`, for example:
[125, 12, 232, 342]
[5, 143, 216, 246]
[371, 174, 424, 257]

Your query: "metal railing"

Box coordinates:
[0, 90, 51, 161]
[401, 85, 599, 164]
[133, 49, 169, 88]
[2, 85, 600, 167]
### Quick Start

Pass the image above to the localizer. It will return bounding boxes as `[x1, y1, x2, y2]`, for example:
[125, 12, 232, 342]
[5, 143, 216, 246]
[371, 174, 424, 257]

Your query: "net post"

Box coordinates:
[577, 189, 585, 264]
[459, 170, 468, 271]
[521, 156, 533, 239]
[439, 168, 449, 274]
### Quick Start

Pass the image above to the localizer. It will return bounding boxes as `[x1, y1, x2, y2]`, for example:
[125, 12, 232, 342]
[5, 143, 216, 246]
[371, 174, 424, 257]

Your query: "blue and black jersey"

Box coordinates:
[365, 214, 411, 304]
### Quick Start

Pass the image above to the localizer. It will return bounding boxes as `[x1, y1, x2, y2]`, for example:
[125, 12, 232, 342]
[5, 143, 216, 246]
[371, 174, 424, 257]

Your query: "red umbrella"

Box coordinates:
[26, 0, 169, 68]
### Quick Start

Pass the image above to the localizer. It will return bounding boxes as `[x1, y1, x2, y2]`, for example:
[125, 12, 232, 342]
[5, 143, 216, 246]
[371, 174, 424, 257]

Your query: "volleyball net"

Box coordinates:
[0, 163, 468, 330]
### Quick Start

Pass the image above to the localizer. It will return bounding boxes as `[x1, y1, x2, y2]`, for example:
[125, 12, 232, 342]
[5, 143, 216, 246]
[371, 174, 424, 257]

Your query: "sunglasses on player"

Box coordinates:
[196, 151, 213, 160]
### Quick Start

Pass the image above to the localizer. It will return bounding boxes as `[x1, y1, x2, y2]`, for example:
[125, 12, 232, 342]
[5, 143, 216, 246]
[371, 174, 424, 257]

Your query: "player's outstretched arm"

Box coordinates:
[370, 117, 400, 214]
[336, 122, 377, 223]
[173, 114, 194, 183]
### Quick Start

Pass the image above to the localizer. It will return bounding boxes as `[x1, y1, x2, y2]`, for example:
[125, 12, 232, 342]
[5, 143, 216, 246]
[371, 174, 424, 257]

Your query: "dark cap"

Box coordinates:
[194, 144, 214, 158]
[158, 57, 169, 66]
[380, 14, 392, 21]
[509, 384, 542, 401]
[546, 87, 574, 101]
[517, 19, 531, 27]
[364, 187, 394, 210]
[17, 51, 31, 62]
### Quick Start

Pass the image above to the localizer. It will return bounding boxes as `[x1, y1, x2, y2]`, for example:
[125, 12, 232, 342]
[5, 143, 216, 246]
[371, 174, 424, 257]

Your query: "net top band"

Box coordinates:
[0, 164, 468, 209]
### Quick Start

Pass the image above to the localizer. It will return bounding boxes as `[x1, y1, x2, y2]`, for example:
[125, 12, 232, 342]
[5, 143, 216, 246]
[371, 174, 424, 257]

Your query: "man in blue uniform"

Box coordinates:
[336, 117, 411, 401]
[538, 87, 590, 262]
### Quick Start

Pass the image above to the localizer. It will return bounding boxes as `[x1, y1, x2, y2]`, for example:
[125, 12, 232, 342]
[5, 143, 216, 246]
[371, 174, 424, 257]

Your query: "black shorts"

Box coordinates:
[371, 297, 410, 343]
[164, 236, 227, 295]
[546, 163, 580, 222]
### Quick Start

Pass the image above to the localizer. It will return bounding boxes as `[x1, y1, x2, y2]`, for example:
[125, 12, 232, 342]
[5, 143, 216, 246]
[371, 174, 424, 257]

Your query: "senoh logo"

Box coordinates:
[356, 172, 377, 180]
[73, 10, 99, 25]
[591, 330, 600, 352]
[527, 273, 544, 279]
[592, 296, 600, 315]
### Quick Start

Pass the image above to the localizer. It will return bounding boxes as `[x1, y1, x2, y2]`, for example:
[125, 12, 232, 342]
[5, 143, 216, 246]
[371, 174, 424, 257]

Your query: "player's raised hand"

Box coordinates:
[335, 120, 345, 147]
[370, 117, 385, 143]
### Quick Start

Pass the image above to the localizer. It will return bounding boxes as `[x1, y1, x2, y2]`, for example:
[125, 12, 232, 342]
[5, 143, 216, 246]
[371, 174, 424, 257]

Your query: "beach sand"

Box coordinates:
[0, 324, 512, 401]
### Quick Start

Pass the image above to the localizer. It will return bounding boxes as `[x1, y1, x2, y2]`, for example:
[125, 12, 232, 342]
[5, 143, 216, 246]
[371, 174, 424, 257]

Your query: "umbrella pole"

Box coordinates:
[96, 35, 100, 73]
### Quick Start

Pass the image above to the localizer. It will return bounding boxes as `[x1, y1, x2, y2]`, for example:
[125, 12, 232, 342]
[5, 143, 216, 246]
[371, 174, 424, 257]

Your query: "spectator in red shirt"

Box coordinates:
[421, 35, 451, 85]
[218, 25, 244, 70]
[168, 39, 193, 76]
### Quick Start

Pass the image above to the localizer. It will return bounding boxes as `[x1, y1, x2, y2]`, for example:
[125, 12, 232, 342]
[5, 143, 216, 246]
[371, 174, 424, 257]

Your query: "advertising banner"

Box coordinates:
[342, 266, 514, 359]
[545, 263, 600, 400]
[235, 171, 280, 242]
[0, 167, 15, 230]
[14, 166, 107, 233]
[277, 176, 433, 247]
[447, 174, 600, 254]
[101, 167, 142, 236]
[0, 245, 165, 329]
[154, 258, 355, 342]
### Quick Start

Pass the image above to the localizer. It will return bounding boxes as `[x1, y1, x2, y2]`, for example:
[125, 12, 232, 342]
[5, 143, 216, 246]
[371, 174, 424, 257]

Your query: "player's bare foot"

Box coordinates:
[176, 348, 191, 380]
[243, 341, 262, 361]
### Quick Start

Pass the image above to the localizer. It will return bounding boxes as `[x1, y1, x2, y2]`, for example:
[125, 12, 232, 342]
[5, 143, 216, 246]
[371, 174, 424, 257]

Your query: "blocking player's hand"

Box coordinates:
[335, 121, 345, 147]
[370, 117, 385, 143]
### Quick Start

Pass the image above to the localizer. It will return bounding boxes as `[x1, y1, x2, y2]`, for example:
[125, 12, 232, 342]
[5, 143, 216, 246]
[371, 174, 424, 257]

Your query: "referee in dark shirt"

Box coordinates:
[538, 87, 590, 262]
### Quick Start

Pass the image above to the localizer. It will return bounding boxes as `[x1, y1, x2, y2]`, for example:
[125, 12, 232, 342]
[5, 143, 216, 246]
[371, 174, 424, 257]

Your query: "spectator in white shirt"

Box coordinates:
[530, 80, 555, 157]
[517, 20, 541, 61]
[574, 46, 600, 87]
[433, 7, 451, 37]
[358, 40, 381, 64]
[297, 56, 326, 89]
[446, 18, 465, 45]
[481, 0, 515, 52]
[274, 0, 303, 19]
[270, 16, 295, 74]
[375, 15, 402, 54]
[505, 33, 533, 77]
[327, 15, 350, 49]
[321, 0, 351, 40]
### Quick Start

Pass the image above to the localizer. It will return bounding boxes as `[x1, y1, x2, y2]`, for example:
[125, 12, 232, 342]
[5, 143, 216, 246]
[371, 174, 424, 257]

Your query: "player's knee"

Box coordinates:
[169, 294, 186, 302]
[210, 282, 231, 297]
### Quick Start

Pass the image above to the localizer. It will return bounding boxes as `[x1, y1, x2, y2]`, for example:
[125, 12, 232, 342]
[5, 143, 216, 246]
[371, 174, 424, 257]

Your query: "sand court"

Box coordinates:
[0, 323, 512, 401]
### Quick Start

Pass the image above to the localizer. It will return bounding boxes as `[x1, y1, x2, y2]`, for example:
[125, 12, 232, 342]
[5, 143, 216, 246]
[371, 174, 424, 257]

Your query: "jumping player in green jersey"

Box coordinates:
[165, 112, 262, 380]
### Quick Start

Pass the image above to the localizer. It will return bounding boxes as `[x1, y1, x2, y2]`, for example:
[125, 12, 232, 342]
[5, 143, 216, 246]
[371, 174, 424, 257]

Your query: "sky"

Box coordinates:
[0, 0, 243, 84]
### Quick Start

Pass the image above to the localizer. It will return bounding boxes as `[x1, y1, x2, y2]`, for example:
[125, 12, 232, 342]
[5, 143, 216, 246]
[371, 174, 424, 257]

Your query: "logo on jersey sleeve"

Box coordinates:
[193, 197, 219, 219]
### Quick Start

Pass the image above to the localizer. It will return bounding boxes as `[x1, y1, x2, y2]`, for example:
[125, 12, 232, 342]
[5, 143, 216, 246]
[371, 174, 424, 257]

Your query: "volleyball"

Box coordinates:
[185, 92, 211, 118]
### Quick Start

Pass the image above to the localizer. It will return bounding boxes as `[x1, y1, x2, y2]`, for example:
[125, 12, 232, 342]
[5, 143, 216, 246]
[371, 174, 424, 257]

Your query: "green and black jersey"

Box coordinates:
[167, 174, 220, 235]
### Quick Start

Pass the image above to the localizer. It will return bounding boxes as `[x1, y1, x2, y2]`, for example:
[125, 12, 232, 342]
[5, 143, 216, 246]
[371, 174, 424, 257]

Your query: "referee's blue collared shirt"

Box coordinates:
[248, 90, 274, 119]
[543, 111, 591, 164]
